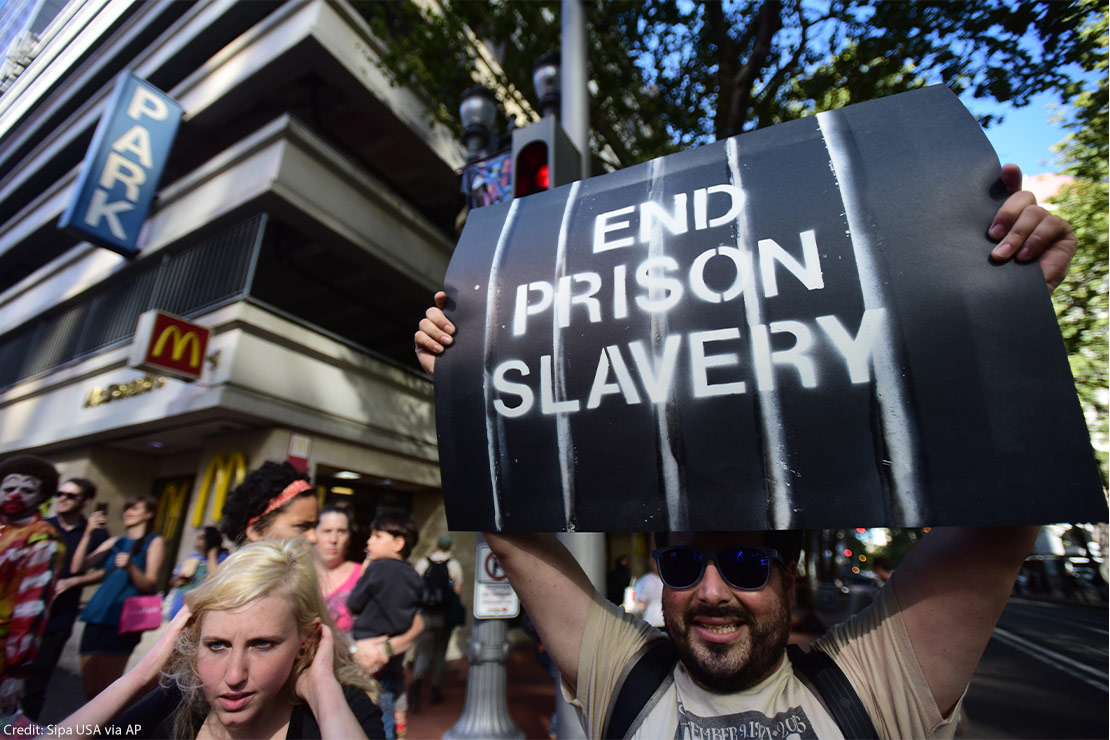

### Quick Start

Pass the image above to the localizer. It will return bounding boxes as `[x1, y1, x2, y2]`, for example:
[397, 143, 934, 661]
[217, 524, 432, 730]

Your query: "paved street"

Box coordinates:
[961, 598, 1109, 739]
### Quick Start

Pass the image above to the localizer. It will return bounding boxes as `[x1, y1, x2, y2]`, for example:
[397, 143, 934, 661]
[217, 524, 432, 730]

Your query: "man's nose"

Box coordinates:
[304, 528, 318, 544]
[694, 562, 733, 603]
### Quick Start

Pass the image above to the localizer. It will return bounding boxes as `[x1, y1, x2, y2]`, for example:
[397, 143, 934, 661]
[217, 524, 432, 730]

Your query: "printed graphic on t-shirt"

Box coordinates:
[674, 701, 818, 740]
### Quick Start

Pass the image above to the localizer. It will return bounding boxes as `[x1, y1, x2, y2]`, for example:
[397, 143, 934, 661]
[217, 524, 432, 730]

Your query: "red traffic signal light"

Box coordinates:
[534, 163, 549, 191]
[510, 117, 579, 198]
[514, 141, 550, 197]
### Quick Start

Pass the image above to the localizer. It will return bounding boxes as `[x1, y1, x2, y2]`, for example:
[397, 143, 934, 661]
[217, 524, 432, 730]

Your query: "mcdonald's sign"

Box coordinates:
[154, 478, 190, 539]
[192, 452, 247, 528]
[129, 310, 210, 381]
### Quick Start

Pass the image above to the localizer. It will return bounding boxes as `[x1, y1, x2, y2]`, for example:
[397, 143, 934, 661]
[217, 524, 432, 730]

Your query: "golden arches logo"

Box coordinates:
[191, 452, 247, 528]
[152, 326, 202, 368]
[154, 481, 189, 538]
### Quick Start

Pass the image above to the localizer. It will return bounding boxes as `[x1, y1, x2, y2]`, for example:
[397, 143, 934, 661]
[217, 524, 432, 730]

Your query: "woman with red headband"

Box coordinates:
[218, 460, 425, 733]
[219, 462, 320, 546]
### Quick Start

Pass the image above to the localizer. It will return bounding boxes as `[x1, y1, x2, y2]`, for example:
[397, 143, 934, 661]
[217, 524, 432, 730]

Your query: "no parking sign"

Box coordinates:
[473, 543, 519, 619]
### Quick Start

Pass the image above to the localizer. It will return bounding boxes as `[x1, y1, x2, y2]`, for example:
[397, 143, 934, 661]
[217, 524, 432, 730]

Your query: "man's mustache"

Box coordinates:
[684, 604, 752, 623]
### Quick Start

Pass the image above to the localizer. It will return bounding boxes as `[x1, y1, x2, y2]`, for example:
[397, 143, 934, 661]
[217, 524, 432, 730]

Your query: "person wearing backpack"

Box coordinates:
[409, 534, 464, 712]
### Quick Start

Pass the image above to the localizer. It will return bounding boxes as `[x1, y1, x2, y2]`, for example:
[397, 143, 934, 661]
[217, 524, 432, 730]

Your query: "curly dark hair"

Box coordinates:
[0, 455, 59, 500]
[220, 461, 311, 545]
[202, 526, 224, 552]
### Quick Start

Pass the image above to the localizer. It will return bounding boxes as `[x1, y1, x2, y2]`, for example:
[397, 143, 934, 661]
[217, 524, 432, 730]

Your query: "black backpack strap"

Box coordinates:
[787, 644, 879, 740]
[603, 638, 677, 739]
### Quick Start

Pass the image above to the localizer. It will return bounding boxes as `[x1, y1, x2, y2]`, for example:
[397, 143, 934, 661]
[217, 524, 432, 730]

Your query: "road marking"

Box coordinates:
[1006, 600, 1109, 636]
[992, 626, 1109, 692]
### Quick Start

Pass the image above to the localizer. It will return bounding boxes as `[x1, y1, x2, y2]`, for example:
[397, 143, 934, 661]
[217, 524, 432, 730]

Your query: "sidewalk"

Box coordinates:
[406, 646, 556, 740]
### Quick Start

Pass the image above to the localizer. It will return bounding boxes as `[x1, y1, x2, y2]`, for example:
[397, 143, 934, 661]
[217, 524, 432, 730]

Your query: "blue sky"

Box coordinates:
[978, 90, 1069, 176]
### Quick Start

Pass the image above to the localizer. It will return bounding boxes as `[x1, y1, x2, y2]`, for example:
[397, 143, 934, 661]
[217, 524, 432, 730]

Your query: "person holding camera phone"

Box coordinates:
[52, 539, 385, 739]
[21, 479, 110, 720]
[73, 494, 165, 700]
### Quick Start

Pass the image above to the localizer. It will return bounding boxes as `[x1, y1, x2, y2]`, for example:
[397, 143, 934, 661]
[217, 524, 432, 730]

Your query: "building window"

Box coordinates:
[0, 214, 263, 390]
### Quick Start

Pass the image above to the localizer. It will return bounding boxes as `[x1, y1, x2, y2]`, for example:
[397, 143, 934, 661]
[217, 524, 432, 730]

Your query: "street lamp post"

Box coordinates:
[460, 85, 497, 163]
[532, 51, 561, 119]
[448, 87, 524, 739]
[443, 534, 523, 740]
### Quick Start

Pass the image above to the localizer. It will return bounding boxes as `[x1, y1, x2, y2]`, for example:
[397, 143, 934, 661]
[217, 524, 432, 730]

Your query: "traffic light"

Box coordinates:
[511, 116, 580, 198]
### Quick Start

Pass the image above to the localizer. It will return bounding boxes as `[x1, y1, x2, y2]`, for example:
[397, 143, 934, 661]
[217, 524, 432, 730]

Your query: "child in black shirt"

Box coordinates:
[347, 512, 422, 738]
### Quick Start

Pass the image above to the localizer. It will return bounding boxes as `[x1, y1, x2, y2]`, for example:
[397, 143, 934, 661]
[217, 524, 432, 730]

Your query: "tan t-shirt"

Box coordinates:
[566, 582, 960, 739]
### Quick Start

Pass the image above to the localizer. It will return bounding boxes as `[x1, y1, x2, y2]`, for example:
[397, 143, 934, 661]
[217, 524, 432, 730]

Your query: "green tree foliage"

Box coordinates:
[353, 0, 1100, 168]
[1048, 1, 1108, 479]
[357, 0, 1107, 473]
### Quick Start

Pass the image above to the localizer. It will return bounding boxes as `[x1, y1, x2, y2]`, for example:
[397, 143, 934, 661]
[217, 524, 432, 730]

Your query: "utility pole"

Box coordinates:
[562, 0, 589, 179]
[553, 9, 601, 738]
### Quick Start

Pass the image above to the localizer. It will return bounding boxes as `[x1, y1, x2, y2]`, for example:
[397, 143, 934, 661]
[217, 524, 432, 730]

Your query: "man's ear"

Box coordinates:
[783, 562, 798, 608]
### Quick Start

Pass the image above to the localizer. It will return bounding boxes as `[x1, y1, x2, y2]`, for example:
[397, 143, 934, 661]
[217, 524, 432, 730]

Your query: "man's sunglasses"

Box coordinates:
[652, 546, 783, 591]
[55, 492, 82, 501]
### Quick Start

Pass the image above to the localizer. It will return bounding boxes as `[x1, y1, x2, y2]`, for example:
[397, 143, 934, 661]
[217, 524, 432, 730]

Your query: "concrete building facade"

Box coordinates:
[0, 0, 474, 588]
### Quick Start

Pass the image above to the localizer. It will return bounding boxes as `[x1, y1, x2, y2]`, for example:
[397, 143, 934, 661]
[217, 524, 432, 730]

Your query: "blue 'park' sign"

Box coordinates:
[58, 72, 183, 258]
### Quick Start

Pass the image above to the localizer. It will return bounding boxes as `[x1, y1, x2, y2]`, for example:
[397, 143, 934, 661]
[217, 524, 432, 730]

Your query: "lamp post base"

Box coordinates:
[442, 617, 524, 740]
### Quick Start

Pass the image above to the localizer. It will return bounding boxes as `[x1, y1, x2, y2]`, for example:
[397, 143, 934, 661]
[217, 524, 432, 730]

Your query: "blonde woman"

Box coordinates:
[55, 539, 385, 739]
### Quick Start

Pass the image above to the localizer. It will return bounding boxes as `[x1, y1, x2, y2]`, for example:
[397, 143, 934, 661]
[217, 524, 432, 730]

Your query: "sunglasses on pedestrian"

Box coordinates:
[55, 492, 82, 501]
[651, 546, 784, 591]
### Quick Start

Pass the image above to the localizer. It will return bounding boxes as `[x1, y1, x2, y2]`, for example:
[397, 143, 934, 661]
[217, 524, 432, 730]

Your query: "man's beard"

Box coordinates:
[664, 598, 790, 692]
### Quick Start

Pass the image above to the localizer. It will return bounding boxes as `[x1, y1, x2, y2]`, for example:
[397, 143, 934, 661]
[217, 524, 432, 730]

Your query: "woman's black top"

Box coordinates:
[111, 682, 385, 738]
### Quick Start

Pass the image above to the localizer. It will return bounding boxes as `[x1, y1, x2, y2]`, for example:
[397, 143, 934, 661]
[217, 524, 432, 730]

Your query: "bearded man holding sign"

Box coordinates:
[414, 151, 1091, 739]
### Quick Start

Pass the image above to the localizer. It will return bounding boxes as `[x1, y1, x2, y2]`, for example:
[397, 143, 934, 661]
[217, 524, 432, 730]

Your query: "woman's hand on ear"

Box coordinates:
[134, 606, 192, 685]
[297, 625, 372, 739]
[296, 623, 336, 706]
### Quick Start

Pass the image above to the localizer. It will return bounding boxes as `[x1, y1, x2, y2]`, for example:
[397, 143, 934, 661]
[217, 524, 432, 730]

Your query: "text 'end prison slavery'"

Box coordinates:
[489, 184, 885, 419]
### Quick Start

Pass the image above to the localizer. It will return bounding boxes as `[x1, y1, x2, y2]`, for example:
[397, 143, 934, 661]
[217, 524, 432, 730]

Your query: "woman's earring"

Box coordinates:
[299, 648, 306, 657]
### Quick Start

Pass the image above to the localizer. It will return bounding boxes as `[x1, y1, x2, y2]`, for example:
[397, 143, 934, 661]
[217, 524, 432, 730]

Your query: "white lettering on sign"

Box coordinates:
[112, 125, 154, 168]
[126, 86, 170, 122]
[592, 185, 745, 253]
[490, 308, 887, 417]
[83, 189, 134, 239]
[83, 84, 172, 239]
[99, 152, 147, 201]
[511, 230, 824, 336]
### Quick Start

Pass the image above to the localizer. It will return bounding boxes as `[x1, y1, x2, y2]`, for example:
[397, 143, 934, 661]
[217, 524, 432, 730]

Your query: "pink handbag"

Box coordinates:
[118, 594, 163, 634]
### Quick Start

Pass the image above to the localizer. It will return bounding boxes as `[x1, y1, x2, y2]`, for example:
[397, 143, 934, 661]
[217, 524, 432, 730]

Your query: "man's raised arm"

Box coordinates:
[891, 525, 1038, 715]
[483, 533, 596, 689]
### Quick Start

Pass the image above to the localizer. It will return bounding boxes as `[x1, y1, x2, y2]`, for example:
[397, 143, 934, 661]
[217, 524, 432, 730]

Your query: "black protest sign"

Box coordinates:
[434, 86, 1106, 533]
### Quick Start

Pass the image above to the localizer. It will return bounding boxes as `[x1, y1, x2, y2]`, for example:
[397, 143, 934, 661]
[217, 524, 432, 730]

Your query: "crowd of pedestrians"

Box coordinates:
[0, 455, 466, 739]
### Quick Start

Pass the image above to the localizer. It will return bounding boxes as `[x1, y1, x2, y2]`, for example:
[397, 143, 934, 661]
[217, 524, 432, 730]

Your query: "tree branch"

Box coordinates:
[704, 0, 737, 140]
[726, 0, 783, 137]
[754, 2, 812, 128]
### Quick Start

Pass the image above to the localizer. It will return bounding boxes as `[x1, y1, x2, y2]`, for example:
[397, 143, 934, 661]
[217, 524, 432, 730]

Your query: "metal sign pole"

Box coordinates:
[443, 535, 524, 740]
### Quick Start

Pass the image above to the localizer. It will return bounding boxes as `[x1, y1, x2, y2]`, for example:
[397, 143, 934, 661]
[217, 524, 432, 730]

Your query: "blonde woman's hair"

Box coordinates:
[164, 539, 378, 738]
